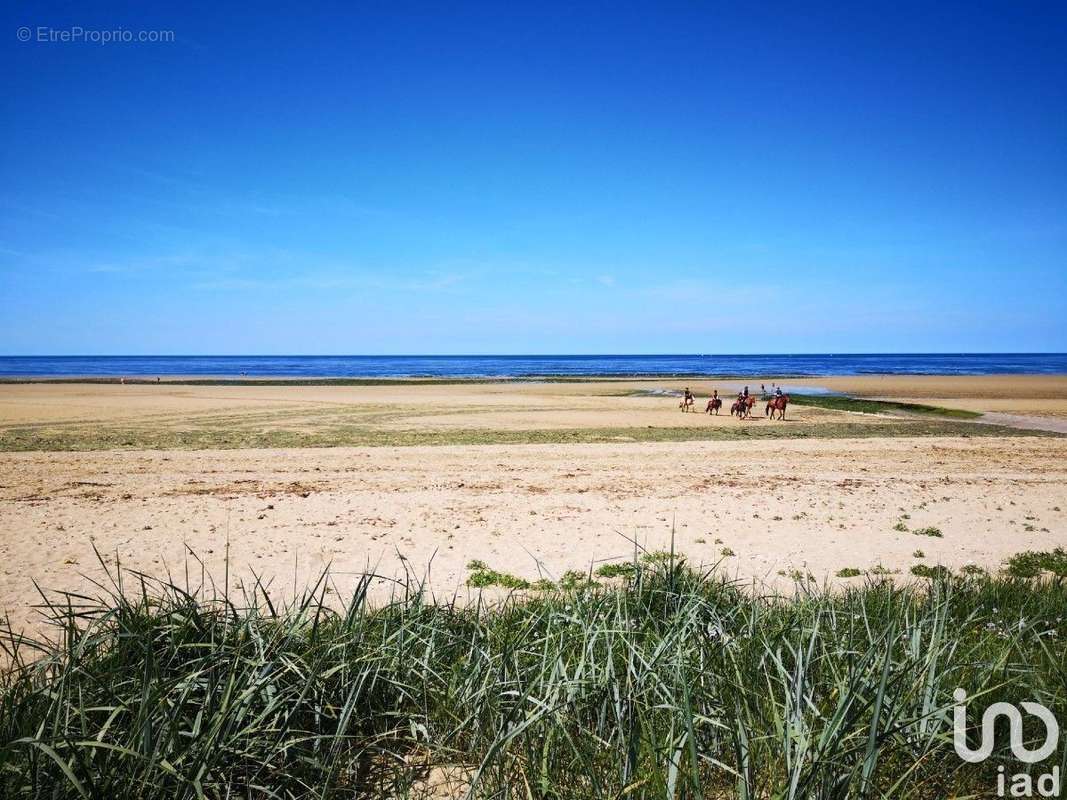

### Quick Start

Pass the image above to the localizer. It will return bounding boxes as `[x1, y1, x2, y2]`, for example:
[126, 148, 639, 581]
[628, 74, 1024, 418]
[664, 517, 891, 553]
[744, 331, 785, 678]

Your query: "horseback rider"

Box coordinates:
[775, 386, 783, 398]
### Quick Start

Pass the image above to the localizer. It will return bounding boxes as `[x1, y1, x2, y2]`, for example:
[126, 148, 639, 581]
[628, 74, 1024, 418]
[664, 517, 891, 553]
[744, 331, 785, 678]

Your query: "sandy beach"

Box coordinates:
[1, 376, 1065, 634]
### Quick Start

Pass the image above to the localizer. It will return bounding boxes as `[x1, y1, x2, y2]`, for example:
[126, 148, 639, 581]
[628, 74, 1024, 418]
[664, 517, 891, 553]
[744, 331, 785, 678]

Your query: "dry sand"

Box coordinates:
[1, 377, 1065, 634]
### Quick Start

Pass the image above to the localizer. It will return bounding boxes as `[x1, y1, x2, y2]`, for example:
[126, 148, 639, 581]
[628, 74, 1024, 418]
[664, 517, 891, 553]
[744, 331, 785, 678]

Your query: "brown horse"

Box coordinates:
[765, 394, 789, 420]
[732, 396, 757, 418]
[705, 397, 722, 415]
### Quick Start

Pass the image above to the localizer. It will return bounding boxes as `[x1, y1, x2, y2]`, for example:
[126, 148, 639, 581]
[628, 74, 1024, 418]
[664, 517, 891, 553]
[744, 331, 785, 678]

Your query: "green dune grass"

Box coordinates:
[2, 554, 1064, 798]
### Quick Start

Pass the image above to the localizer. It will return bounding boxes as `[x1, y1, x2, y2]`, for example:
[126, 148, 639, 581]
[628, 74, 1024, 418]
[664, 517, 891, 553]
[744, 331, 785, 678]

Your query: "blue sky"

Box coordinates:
[1, 1, 1064, 354]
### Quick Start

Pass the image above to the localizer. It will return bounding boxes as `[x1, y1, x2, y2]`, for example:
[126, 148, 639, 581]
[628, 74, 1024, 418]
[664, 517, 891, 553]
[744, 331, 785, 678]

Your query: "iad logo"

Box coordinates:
[953, 688, 1061, 797]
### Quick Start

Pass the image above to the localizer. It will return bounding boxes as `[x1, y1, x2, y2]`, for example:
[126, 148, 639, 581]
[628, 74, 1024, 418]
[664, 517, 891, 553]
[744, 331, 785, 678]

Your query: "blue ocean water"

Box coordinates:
[0, 354, 1065, 378]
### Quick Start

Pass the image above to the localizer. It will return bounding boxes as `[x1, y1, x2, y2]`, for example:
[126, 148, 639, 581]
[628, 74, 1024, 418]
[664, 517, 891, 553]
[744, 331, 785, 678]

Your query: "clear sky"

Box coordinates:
[1, 1, 1064, 354]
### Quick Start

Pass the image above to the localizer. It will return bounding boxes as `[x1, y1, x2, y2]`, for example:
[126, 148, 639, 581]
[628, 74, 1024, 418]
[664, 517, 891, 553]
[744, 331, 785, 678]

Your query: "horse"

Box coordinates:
[705, 397, 722, 415]
[732, 396, 757, 419]
[679, 396, 695, 412]
[765, 394, 789, 420]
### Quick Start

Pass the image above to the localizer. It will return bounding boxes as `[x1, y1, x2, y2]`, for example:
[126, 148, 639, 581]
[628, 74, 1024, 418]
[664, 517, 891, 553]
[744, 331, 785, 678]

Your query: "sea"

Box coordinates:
[0, 354, 1065, 378]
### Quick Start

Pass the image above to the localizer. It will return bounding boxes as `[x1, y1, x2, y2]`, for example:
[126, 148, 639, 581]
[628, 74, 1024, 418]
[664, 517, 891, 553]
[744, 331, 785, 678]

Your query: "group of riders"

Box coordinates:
[680, 383, 790, 420]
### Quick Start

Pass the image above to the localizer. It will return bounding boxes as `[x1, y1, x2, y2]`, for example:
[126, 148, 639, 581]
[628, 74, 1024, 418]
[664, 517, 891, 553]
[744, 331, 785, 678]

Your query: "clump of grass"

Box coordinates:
[641, 549, 682, 565]
[465, 559, 537, 589]
[959, 564, 987, 576]
[594, 562, 636, 579]
[2, 553, 1065, 798]
[466, 566, 532, 589]
[913, 549, 926, 559]
[913, 526, 943, 538]
[893, 520, 909, 532]
[557, 569, 596, 590]
[911, 564, 952, 579]
[1003, 547, 1067, 578]
[836, 567, 862, 578]
[720, 546, 736, 557]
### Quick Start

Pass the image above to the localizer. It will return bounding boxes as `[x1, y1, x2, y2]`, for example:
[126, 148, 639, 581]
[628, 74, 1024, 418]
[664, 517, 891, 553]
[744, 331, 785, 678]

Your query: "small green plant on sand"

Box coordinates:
[642, 550, 683, 565]
[557, 570, 596, 590]
[595, 562, 636, 579]
[466, 564, 532, 589]
[911, 564, 951, 579]
[869, 565, 900, 576]
[913, 526, 943, 538]
[892, 521, 909, 532]
[836, 567, 862, 578]
[913, 550, 925, 559]
[599, 550, 687, 575]
[1003, 548, 1067, 579]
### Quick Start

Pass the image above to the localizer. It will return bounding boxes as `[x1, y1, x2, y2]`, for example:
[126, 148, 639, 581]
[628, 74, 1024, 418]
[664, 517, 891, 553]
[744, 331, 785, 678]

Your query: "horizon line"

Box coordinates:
[2, 352, 1067, 360]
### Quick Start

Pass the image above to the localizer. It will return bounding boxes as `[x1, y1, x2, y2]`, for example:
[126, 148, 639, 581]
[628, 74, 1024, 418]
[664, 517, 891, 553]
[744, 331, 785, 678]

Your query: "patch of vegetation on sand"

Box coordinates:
[911, 564, 952, 579]
[2, 558, 1065, 798]
[464, 559, 549, 590]
[1003, 547, 1067, 578]
[0, 416, 1053, 452]
[788, 393, 982, 419]
[912, 526, 944, 538]
[464, 560, 594, 592]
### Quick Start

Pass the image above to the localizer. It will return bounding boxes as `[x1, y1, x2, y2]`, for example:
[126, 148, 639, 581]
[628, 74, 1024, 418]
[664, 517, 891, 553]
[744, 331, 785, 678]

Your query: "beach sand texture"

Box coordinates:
[1, 376, 1065, 634]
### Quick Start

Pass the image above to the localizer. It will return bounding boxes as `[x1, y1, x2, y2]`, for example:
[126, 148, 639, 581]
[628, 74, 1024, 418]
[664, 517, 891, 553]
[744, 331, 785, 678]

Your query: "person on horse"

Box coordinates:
[682, 387, 695, 411]
[775, 385, 783, 398]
